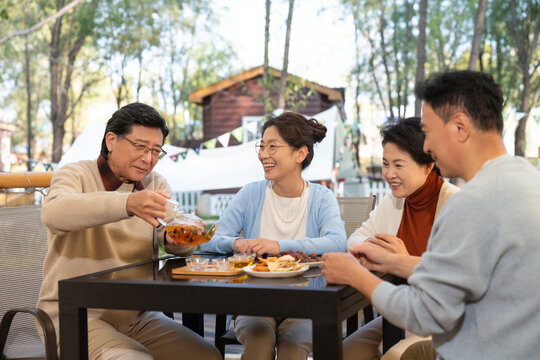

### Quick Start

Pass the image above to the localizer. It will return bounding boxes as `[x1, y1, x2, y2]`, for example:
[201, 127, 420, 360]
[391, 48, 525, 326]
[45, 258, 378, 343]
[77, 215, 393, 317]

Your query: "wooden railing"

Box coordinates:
[0, 172, 53, 207]
[0, 172, 204, 213]
[0, 172, 53, 189]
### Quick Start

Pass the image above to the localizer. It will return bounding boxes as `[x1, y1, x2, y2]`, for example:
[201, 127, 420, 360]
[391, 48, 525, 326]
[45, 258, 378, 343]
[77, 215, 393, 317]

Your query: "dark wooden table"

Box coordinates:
[58, 255, 401, 359]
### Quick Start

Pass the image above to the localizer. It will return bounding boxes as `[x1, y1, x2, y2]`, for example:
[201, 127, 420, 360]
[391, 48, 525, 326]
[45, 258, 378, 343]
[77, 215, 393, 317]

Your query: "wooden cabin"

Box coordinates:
[188, 65, 344, 146]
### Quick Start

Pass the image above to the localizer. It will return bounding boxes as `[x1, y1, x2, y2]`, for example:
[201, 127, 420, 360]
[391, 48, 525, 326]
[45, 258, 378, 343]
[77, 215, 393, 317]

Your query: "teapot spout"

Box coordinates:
[207, 224, 218, 240]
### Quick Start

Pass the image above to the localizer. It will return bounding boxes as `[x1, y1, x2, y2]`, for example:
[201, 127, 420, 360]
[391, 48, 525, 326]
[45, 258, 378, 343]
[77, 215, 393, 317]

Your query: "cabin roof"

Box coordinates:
[188, 65, 343, 104]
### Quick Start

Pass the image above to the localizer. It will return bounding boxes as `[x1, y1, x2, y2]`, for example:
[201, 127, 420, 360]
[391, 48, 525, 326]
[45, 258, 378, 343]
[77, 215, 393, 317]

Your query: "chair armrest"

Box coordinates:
[0, 307, 57, 360]
[381, 335, 433, 360]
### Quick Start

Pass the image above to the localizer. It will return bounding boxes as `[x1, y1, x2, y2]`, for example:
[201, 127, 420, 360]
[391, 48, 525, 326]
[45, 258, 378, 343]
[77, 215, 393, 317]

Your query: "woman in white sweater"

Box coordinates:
[343, 117, 459, 360]
[347, 181, 457, 250]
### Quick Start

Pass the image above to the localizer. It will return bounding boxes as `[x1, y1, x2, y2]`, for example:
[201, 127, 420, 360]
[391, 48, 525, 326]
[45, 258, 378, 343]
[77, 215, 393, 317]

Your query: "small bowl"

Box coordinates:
[213, 258, 231, 271]
[190, 257, 209, 271]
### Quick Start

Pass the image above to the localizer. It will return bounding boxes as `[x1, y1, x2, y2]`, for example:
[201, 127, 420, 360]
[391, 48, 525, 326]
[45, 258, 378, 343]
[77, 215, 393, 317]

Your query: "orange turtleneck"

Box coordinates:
[396, 170, 444, 256]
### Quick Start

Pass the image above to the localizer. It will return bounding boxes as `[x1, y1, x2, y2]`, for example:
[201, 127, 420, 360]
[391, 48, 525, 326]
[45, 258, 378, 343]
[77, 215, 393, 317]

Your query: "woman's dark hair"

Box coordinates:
[381, 117, 439, 175]
[261, 111, 327, 170]
[100, 103, 169, 159]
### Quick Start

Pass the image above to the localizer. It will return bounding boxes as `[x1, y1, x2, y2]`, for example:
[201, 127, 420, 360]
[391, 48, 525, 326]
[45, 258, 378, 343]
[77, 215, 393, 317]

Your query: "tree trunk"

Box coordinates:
[377, 1, 395, 122]
[468, 0, 487, 70]
[136, 50, 143, 102]
[278, 0, 294, 110]
[263, 0, 271, 118]
[401, 1, 414, 118]
[414, 0, 427, 117]
[49, 0, 63, 163]
[23, 1, 33, 171]
[510, 0, 540, 156]
[49, 0, 97, 163]
[351, 5, 362, 171]
[514, 75, 530, 157]
[114, 55, 128, 109]
[352, 10, 361, 126]
[25, 38, 33, 170]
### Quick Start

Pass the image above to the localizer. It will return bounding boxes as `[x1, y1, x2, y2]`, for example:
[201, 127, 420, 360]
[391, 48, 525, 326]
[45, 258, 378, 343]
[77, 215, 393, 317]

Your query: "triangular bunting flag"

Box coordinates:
[217, 133, 231, 148]
[180, 150, 188, 160]
[204, 139, 217, 150]
[192, 145, 201, 155]
[231, 127, 244, 143]
[170, 154, 178, 162]
[244, 122, 258, 136]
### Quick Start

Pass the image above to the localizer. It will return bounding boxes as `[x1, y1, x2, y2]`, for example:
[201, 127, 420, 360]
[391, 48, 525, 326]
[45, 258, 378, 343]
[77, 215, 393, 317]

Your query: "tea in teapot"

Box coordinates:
[165, 211, 217, 246]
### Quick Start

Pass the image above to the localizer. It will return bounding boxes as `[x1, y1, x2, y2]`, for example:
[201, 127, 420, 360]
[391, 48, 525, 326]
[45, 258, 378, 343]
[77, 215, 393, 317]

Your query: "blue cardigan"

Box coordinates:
[200, 180, 346, 254]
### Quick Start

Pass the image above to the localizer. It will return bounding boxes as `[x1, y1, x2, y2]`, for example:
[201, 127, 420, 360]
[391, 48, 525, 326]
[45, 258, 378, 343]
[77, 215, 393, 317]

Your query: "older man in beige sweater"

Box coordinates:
[38, 103, 221, 360]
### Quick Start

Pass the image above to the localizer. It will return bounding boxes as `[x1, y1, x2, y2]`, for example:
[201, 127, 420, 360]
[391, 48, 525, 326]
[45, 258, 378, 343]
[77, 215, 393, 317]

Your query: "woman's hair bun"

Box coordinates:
[307, 118, 327, 143]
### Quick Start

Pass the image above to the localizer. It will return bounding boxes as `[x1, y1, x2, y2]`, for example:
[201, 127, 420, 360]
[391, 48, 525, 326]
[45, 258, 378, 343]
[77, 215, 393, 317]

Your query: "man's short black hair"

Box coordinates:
[415, 70, 504, 134]
[100, 103, 169, 159]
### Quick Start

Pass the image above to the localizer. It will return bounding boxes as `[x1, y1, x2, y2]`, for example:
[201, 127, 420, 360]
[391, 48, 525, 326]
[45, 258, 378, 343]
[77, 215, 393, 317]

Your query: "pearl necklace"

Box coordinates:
[270, 181, 307, 224]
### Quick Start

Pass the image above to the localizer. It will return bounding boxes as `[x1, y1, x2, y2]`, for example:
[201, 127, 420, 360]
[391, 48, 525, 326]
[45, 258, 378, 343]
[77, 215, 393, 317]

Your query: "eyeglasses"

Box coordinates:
[118, 135, 167, 160]
[255, 141, 290, 155]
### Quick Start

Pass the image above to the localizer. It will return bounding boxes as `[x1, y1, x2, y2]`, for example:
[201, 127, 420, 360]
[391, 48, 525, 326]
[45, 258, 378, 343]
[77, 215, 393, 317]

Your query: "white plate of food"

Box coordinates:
[302, 261, 322, 269]
[242, 264, 310, 278]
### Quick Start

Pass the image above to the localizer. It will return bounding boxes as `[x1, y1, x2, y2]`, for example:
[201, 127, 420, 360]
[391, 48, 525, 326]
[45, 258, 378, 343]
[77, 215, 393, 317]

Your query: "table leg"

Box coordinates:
[59, 306, 88, 360]
[312, 318, 342, 360]
[382, 317, 405, 354]
[346, 313, 358, 336]
[182, 313, 204, 337]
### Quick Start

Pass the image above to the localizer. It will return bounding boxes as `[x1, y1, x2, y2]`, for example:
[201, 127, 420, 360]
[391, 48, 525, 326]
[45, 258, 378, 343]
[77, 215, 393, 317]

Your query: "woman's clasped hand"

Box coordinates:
[233, 237, 280, 256]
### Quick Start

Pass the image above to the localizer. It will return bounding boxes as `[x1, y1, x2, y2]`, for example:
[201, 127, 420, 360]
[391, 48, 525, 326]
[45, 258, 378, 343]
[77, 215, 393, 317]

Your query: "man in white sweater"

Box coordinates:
[322, 71, 540, 359]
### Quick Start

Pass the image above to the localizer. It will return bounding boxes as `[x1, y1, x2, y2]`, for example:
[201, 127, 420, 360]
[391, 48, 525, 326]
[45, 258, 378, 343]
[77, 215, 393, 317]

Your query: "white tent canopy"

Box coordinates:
[59, 106, 352, 192]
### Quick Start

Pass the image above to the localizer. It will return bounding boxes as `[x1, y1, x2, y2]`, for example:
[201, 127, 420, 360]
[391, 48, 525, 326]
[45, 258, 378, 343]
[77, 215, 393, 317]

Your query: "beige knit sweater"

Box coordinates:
[38, 159, 192, 335]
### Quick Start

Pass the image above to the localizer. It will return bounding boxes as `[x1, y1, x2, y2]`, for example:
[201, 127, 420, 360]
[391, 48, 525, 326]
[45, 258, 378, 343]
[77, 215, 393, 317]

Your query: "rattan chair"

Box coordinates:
[0, 205, 57, 360]
[337, 196, 377, 332]
[337, 195, 377, 239]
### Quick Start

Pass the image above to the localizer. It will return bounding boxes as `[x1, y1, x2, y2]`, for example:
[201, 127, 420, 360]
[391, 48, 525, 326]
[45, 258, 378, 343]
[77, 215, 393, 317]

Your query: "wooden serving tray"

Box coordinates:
[171, 265, 243, 276]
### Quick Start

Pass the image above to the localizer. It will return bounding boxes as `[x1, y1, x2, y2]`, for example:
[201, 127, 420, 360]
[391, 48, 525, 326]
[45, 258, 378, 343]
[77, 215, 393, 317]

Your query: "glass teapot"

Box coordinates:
[164, 210, 218, 246]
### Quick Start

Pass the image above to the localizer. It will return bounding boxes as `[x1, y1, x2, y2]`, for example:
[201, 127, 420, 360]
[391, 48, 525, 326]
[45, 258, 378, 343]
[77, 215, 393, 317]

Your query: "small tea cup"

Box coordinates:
[228, 253, 255, 269]
[190, 257, 209, 271]
[213, 258, 231, 271]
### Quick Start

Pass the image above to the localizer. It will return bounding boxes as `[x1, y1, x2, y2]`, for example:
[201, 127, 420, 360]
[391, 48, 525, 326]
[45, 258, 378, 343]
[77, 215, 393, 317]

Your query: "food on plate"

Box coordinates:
[251, 255, 305, 272]
[278, 250, 322, 263]
[252, 263, 270, 272]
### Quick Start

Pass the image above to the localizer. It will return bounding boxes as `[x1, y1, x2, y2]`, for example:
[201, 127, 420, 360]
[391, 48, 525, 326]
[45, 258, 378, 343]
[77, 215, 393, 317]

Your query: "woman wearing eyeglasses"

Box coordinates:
[201, 111, 346, 360]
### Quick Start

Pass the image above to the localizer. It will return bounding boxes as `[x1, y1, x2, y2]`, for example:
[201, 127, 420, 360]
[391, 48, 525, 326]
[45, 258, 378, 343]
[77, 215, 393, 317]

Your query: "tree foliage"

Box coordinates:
[2, 1, 539, 165]
[341, 0, 539, 157]
[1, 0, 238, 163]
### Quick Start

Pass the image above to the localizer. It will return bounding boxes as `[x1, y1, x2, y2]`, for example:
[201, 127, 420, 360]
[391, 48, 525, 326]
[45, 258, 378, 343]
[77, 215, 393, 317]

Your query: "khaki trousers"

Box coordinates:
[343, 316, 383, 360]
[87, 311, 221, 360]
[343, 317, 434, 360]
[234, 316, 312, 360]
